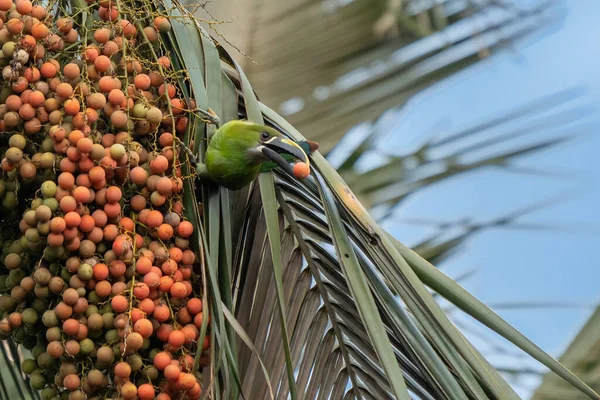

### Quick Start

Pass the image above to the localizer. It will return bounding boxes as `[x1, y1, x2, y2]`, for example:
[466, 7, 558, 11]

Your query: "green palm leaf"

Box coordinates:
[0, 341, 38, 400]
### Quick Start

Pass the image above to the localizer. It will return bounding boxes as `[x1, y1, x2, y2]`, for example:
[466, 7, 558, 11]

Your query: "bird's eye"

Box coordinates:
[261, 132, 269, 140]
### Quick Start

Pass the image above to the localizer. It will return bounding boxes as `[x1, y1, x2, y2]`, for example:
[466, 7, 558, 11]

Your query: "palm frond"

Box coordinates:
[404, 192, 589, 264]
[157, 3, 598, 398]
[332, 87, 591, 214]
[0, 341, 38, 400]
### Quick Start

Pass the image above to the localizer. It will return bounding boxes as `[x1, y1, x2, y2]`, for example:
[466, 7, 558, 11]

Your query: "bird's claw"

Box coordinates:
[178, 141, 209, 180]
[196, 108, 220, 127]
[178, 142, 197, 165]
[195, 162, 209, 179]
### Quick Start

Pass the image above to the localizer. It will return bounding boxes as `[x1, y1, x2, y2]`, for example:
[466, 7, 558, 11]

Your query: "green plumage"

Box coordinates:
[204, 120, 315, 190]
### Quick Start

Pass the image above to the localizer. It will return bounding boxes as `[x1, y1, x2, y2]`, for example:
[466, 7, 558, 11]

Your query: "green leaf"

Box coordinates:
[222, 304, 275, 400]
[232, 52, 299, 399]
[259, 100, 517, 398]
[0, 343, 38, 400]
[387, 233, 600, 400]
[315, 172, 411, 400]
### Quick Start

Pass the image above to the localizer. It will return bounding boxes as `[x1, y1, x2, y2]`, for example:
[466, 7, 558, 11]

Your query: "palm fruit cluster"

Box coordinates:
[0, 0, 209, 398]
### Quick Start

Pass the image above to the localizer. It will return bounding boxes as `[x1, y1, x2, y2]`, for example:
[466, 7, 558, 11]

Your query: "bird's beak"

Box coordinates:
[259, 137, 309, 176]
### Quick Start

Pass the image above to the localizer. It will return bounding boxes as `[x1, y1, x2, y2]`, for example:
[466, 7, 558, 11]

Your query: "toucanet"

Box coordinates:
[197, 120, 318, 190]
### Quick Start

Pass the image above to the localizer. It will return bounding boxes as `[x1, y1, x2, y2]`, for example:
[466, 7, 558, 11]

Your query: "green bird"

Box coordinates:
[200, 120, 315, 190]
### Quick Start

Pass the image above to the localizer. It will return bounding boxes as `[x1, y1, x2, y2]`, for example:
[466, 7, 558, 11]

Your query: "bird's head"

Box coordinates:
[217, 120, 310, 176]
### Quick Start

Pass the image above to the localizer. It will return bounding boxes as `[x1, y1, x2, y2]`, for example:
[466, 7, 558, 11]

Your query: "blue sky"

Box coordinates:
[354, 1, 600, 397]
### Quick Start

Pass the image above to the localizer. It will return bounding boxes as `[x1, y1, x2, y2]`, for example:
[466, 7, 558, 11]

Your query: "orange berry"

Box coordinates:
[170, 282, 187, 299]
[64, 99, 80, 115]
[118, 216, 134, 232]
[111, 295, 129, 313]
[108, 88, 124, 105]
[105, 186, 122, 203]
[158, 276, 173, 292]
[56, 17, 73, 33]
[84, 45, 99, 61]
[103, 224, 119, 241]
[168, 329, 185, 348]
[47, 233, 64, 247]
[63, 63, 81, 79]
[24, 67, 41, 82]
[146, 210, 163, 228]
[6, 19, 24, 35]
[50, 217, 67, 233]
[31, 22, 49, 39]
[143, 26, 158, 42]
[157, 223, 174, 241]
[40, 62, 57, 78]
[137, 383, 155, 400]
[133, 318, 153, 338]
[90, 210, 107, 228]
[62, 318, 80, 336]
[101, 6, 119, 20]
[93, 27, 111, 43]
[130, 194, 146, 211]
[98, 76, 116, 92]
[114, 361, 131, 378]
[186, 298, 202, 315]
[110, 110, 128, 127]
[169, 247, 183, 263]
[93, 263, 109, 281]
[153, 16, 171, 32]
[63, 374, 80, 390]
[58, 172, 75, 189]
[102, 40, 118, 56]
[150, 155, 168, 174]
[104, 202, 121, 218]
[73, 186, 90, 203]
[59, 196, 77, 213]
[6, 95, 22, 111]
[120, 19, 137, 38]
[20, 34, 36, 51]
[94, 280, 110, 298]
[28, 90, 45, 107]
[112, 236, 130, 256]
[153, 304, 170, 322]
[64, 211, 81, 228]
[158, 56, 171, 69]
[134, 73, 151, 90]
[76, 138, 93, 154]
[181, 324, 198, 343]
[153, 351, 172, 370]
[130, 166, 148, 186]
[293, 161, 310, 179]
[94, 55, 111, 72]
[177, 221, 193, 238]
[109, 260, 127, 278]
[156, 176, 172, 195]
[18, 103, 35, 120]
[164, 364, 180, 381]
[158, 83, 176, 99]
[0, 0, 13, 11]
[178, 372, 196, 390]
[15, 0, 32, 14]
